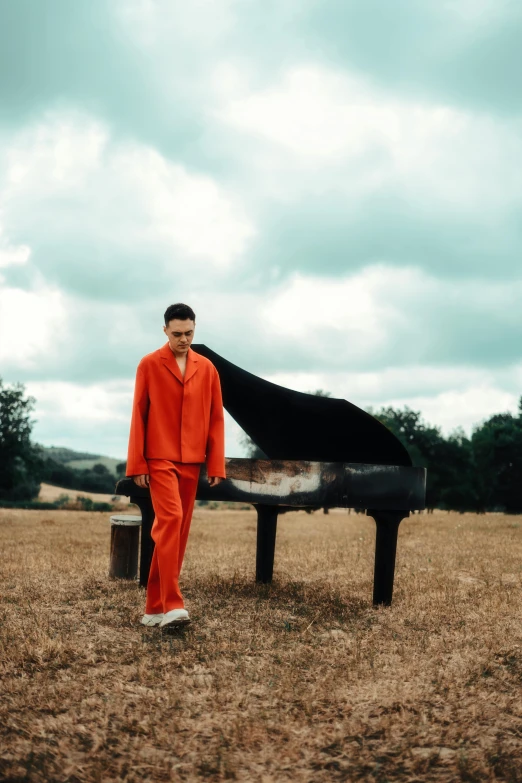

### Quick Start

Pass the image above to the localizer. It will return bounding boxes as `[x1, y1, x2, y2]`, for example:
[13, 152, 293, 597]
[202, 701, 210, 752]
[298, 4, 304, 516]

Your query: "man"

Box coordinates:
[126, 303, 226, 630]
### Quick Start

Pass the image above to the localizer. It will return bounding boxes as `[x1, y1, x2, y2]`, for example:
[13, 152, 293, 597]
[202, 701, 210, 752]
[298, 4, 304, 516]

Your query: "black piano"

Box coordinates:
[115, 345, 426, 606]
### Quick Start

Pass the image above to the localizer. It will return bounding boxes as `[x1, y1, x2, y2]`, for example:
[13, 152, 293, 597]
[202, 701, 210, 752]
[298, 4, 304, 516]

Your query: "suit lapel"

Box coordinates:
[160, 342, 183, 384]
[159, 343, 199, 384]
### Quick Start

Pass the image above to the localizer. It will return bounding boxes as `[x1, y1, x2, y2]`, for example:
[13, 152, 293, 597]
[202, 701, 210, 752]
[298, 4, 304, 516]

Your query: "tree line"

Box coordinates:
[0, 378, 125, 503]
[370, 401, 522, 513]
[1, 377, 521, 512]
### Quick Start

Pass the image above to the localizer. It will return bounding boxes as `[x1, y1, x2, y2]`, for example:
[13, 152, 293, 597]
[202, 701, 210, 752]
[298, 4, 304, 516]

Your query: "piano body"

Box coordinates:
[115, 345, 426, 606]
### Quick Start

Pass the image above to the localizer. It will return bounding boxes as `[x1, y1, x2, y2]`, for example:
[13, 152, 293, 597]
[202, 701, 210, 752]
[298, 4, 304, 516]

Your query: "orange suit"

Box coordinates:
[126, 342, 226, 613]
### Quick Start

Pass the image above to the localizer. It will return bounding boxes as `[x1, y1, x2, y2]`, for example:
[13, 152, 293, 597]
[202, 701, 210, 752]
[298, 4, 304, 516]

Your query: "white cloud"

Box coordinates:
[259, 265, 421, 365]
[115, 0, 241, 48]
[5, 115, 108, 192]
[1, 111, 255, 283]
[379, 385, 519, 436]
[443, 0, 512, 24]
[256, 264, 522, 371]
[4, 259, 521, 384]
[0, 245, 30, 269]
[214, 64, 522, 215]
[0, 227, 30, 270]
[112, 147, 255, 269]
[0, 284, 68, 367]
[25, 379, 133, 458]
[265, 364, 492, 402]
[26, 380, 132, 423]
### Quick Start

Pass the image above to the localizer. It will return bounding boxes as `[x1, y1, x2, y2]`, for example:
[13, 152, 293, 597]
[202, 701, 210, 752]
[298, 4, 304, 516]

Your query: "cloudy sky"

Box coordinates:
[1, 0, 521, 460]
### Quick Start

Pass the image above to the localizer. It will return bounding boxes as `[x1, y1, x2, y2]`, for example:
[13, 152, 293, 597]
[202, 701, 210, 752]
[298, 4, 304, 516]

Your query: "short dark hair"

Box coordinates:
[164, 303, 196, 325]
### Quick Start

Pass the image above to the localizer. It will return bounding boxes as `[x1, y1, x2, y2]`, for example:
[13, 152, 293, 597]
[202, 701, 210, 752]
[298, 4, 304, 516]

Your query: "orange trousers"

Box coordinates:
[144, 459, 201, 614]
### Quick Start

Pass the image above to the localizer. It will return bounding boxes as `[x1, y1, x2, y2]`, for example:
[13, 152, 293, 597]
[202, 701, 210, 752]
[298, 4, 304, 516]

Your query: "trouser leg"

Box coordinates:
[144, 547, 161, 614]
[145, 459, 200, 614]
[177, 463, 201, 574]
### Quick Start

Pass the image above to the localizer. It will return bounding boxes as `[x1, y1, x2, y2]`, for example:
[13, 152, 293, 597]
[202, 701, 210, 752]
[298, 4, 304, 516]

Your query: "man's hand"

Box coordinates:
[133, 474, 150, 489]
[208, 476, 223, 488]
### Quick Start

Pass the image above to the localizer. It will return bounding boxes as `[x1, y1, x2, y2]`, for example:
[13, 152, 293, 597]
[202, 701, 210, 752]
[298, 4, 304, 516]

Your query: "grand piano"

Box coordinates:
[115, 345, 426, 606]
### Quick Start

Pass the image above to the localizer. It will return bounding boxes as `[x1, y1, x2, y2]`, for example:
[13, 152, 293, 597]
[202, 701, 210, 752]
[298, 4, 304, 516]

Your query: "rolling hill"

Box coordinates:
[35, 445, 125, 475]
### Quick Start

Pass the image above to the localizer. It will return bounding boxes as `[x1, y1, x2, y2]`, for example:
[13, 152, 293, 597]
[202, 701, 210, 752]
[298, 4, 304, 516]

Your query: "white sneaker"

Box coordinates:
[159, 608, 190, 629]
[141, 613, 164, 626]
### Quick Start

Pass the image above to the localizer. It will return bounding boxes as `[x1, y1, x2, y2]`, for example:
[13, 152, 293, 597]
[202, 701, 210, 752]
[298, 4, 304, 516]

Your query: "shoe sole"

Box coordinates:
[160, 618, 191, 632]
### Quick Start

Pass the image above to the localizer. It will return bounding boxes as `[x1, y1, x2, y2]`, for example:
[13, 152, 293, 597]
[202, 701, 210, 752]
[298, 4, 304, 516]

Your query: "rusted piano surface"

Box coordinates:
[194, 458, 425, 510]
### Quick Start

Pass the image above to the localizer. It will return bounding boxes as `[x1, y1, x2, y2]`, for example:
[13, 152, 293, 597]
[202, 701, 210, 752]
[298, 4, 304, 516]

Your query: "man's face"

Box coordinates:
[163, 318, 195, 355]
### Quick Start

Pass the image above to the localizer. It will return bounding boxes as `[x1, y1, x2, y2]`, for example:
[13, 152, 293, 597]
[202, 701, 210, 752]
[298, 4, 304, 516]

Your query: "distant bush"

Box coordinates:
[54, 493, 72, 508]
[93, 502, 113, 512]
[0, 495, 115, 512]
[0, 500, 58, 510]
[70, 496, 113, 512]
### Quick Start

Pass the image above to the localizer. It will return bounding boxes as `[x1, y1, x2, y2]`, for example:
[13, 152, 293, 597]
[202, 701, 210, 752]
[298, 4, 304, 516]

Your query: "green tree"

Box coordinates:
[370, 405, 455, 509]
[471, 403, 522, 513]
[41, 457, 77, 488]
[433, 428, 477, 512]
[0, 378, 43, 501]
[92, 463, 110, 475]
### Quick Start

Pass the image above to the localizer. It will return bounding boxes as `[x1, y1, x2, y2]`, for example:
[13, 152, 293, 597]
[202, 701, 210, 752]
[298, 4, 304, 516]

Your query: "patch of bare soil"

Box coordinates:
[0, 508, 521, 782]
[38, 483, 131, 506]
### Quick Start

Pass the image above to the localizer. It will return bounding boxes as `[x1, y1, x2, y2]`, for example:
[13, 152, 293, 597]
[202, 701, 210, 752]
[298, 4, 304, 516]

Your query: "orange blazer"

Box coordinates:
[126, 342, 226, 478]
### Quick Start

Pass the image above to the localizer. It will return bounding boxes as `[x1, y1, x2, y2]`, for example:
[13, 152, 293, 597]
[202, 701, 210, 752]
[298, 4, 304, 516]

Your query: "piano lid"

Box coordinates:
[191, 344, 412, 467]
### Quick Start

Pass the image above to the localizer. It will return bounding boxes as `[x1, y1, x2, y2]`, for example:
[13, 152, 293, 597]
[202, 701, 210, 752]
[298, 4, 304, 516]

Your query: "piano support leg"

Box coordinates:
[131, 494, 155, 588]
[367, 509, 409, 606]
[255, 504, 278, 583]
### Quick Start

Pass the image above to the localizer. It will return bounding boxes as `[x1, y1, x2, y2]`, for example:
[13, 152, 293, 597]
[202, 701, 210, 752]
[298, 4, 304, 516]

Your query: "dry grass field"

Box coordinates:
[1, 507, 521, 782]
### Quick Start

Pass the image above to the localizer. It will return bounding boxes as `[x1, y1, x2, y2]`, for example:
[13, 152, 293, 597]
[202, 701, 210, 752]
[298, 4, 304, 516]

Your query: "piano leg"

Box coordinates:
[367, 509, 409, 606]
[130, 494, 155, 588]
[255, 504, 278, 583]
